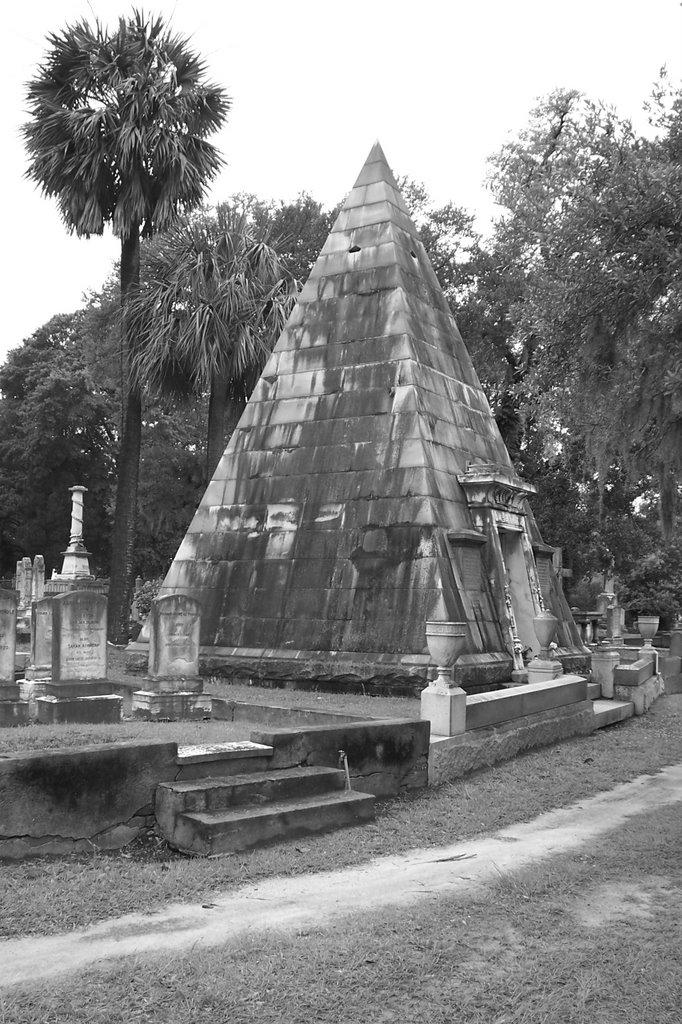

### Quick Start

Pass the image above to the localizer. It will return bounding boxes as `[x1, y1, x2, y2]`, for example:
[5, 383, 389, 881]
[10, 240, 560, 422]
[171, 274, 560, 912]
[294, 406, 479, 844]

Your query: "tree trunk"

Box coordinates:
[206, 369, 228, 480]
[107, 229, 142, 644]
[206, 372, 246, 480]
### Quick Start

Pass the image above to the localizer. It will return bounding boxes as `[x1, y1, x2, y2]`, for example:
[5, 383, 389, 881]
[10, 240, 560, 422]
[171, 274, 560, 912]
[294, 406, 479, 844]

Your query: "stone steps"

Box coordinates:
[170, 789, 376, 856]
[587, 681, 601, 700]
[156, 753, 376, 856]
[591, 698, 634, 728]
[175, 741, 275, 780]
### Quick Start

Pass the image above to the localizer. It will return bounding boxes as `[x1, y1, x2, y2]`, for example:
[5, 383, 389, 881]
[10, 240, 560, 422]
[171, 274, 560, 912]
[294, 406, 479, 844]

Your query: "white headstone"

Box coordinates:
[52, 591, 107, 682]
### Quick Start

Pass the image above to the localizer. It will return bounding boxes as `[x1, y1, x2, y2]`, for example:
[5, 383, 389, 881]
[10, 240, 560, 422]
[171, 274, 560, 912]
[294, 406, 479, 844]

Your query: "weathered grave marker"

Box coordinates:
[0, 590, 28, 725]
[18, 596, 54, 717]
[52, 590, 108, 684]
[29, 597, 53, 677]
[36, 591, 121, 724]
[132, 595, 206, 720]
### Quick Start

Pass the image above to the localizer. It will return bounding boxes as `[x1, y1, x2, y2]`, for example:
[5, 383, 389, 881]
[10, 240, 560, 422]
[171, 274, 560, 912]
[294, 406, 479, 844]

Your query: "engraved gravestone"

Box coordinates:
[52, 590, 107, 683]
[0, 590, 19, 684]
[149, 594, 201, 680]
[29, 597, 53, 677]
[32, 555, 45, 602]
[132, 594, 204, 719]
[20, 557, 32, 607]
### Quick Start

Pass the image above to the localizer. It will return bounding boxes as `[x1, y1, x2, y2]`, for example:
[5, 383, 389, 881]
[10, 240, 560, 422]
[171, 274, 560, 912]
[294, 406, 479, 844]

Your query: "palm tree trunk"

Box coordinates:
[206, 372, 247, 480]
[206, 369, 228, 480]
[108, 229, 142, 644]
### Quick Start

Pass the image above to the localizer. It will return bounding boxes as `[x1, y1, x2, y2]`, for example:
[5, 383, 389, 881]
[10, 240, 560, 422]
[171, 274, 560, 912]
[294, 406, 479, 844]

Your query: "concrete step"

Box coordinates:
[587, 681, 601, 700]
[175, 740, 274, 780]
[592, 698, 634, 728]
[171, 789, 376, 855]
[156, 765, 346, 824]
[176, 740, 274, 764]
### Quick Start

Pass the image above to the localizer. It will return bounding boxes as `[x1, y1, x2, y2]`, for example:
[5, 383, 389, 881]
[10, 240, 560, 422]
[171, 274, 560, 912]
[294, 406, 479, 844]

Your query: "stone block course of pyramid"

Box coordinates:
[145, 142, 587, 693]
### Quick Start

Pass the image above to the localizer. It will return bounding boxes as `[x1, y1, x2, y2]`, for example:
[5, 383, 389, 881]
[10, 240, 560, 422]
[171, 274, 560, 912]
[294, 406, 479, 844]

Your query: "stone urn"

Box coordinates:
[532, 610, 558, 660]
[637, 615, 659, 648]
[425, 621, 468, 691]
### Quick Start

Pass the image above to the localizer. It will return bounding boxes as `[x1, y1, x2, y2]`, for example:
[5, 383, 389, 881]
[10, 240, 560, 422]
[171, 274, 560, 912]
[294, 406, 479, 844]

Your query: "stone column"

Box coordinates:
[57, 486, 93, 579]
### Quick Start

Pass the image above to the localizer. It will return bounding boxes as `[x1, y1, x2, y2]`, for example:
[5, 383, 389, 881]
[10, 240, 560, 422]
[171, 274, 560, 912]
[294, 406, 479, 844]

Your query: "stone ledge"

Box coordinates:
[251, 718, 430, 797]
[429, 701, 595, 785]
[211, 696, 366, 727]
[615, 674, 665, 715]
[614, 658, 656, 687]
[464, 675, 588, 731]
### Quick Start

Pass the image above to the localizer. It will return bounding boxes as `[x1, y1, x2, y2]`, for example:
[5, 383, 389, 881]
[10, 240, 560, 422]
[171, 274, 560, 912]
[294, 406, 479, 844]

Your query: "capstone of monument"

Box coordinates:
[0, 590, 29, 726]
[132, 595, 206, 720]
[36, 591, 121, 724]
[128, 142, 588, 697]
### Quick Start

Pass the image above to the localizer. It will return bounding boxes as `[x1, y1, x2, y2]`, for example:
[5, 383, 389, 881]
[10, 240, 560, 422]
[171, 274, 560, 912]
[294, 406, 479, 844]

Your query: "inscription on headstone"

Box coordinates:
[459, 547, 482, 591]
[0, 590, 19, 683]
[52, 591, 107, 682]
[536, 558, 552, 599]
[149, 595, 201, 679]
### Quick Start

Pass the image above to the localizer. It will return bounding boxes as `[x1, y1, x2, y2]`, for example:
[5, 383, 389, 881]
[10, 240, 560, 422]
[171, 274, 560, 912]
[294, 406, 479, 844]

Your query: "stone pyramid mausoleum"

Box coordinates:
[151, 143, 588, 690]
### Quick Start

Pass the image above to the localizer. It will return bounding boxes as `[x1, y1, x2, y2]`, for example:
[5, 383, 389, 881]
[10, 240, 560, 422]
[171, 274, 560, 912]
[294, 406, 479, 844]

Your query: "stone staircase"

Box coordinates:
[155, 741, 376, 856]
[587, 680, 634, 728]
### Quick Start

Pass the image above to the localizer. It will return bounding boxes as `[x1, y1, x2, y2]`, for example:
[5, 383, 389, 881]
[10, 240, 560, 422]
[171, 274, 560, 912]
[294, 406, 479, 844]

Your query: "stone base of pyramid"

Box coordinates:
[127, 642, 539, 696]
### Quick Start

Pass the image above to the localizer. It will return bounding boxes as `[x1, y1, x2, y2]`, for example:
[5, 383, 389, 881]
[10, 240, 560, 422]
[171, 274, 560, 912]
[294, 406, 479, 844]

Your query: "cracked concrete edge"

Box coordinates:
[0, 811, 155, 859]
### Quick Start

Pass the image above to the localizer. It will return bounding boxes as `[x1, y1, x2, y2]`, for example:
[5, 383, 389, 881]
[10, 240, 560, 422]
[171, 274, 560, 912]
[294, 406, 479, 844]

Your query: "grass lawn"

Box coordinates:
[2, 695, 681, 945]
[2, 645, 421, 756]
[2, 798, 681, 1022]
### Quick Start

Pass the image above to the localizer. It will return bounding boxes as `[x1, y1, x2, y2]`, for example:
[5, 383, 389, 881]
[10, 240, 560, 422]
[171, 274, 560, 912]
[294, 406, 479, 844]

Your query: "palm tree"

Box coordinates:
[130, 205, 297, 478]
[23, 10, 229, 641]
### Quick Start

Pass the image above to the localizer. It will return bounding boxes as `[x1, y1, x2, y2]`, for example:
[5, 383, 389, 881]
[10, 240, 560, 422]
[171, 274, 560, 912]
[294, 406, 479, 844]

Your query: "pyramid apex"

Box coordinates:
[352, 140, 400, 190]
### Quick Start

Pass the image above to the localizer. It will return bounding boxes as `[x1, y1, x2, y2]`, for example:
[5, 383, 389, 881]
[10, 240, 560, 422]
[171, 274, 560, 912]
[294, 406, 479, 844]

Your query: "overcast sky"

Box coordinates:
[3, 0, 682, 366]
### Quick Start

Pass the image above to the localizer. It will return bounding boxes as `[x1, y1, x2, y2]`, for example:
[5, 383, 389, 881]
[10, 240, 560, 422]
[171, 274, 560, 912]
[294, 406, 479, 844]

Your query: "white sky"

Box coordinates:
[3, 0, 682, 365]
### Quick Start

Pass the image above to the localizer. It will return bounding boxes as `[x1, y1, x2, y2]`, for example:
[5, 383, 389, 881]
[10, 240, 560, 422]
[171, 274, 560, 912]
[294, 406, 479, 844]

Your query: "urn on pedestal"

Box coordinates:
[420, 621, 469, 736]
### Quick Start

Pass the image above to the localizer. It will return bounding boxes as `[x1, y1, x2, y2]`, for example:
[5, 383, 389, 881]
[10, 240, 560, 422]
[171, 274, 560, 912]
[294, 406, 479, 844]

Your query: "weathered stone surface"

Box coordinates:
[28, 596, 53, 677]
[0, 701, 29, 727]
[146, 142, 585, 689]
[149, 594, 202, 681]
[36, 693, 122, 725]
[465, 675, 589, 731]
[211, 697, 365, 727]
[429, 702, 595, 784]
[0, 590, 18, 683]
[0, 741, 177, 843]
[614, 658, 656, 687]
[51, 590, 107, 683]
[590, 649, 621, 699]
[615, 674, 665, 715]
[131, 690, 208, 721]
[250, 718, 430, 797]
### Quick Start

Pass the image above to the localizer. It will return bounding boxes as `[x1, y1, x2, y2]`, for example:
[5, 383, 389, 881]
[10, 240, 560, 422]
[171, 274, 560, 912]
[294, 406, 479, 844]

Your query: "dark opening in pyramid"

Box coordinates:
[156, 142, 586, 690]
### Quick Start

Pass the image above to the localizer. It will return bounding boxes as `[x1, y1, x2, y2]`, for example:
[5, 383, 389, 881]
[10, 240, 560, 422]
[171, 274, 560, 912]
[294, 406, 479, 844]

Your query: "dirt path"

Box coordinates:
[3, 762, 682, 989]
